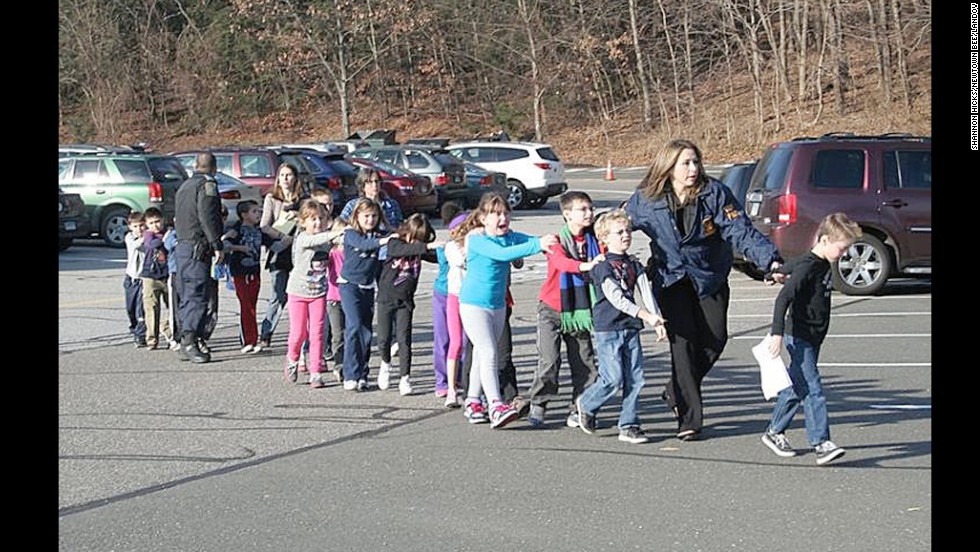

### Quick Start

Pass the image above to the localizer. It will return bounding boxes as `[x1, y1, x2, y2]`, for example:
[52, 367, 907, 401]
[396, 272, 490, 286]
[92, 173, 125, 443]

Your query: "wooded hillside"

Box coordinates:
[58, 0, 932, 165]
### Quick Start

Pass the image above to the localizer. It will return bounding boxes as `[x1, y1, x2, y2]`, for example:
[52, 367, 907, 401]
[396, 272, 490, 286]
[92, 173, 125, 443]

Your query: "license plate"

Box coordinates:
[64, 221, 77, 231]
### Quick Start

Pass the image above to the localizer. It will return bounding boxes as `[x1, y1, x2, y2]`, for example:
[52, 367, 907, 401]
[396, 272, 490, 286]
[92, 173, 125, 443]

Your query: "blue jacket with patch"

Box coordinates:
[624, 178, 781, 299]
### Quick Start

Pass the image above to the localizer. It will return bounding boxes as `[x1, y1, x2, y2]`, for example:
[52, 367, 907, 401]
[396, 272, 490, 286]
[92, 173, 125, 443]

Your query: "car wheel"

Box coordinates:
[101, 206, 131, 248]
[832, 234, 892, 295]
[506, 179, 527, 209]
[58, 238, 73, 252]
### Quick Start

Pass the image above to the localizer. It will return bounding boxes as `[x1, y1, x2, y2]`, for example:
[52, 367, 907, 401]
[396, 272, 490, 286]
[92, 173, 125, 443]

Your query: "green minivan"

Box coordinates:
[58, 152, 188, 247]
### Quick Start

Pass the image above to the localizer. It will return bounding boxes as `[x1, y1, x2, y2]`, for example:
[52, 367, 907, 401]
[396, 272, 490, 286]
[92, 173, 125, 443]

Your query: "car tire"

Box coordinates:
[832, 234, 892, 295]
[506, 179, 527, 210]
[101, 206, 131, 248]
[58, 238, 73, 252]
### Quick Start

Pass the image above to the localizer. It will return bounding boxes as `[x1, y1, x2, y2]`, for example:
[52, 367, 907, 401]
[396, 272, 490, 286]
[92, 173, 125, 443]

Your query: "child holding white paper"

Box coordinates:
[761, 213, 862, 465]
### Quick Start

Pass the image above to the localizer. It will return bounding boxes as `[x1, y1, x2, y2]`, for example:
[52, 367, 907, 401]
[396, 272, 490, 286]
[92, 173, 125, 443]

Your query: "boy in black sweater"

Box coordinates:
[761, 213, 862, 465]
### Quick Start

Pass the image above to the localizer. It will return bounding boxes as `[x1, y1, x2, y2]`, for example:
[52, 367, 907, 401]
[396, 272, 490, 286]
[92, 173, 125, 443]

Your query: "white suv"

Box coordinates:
[446, 141, 568, 209]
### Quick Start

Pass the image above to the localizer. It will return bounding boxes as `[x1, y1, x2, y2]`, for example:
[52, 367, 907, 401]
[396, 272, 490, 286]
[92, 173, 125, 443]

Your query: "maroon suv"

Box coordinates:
[744, 133, 931, 295]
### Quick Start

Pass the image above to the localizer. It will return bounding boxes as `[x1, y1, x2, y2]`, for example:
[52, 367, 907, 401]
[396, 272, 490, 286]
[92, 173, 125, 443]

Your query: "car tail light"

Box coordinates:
[479, 175, 492, 186]
[148, 182, 164, 203]
[433, 173, 449, 186]
[219, 190, 241, 200]
[327, 176, 342, 190]
[777, 193, 797, 224]
[533, 162, 551, 170]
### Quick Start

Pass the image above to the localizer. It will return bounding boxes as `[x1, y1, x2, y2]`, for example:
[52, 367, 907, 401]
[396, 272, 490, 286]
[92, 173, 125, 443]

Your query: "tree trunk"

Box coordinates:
[628, 0, 652, 126]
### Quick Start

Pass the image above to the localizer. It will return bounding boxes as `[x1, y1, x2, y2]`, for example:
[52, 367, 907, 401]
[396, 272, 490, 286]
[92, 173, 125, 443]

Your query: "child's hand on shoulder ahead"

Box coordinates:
[640, 311, 667, 340]
[539, 233, 558, 251]
[427, 239, 446, 250]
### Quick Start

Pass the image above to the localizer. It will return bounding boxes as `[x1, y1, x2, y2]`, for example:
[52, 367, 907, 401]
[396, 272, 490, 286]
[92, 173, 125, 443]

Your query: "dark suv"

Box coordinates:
[744, 133, 931, 295]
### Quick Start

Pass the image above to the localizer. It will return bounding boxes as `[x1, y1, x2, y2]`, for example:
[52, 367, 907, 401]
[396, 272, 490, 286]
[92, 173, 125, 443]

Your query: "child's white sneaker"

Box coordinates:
[378, 361, 391, 390]
[398, 375, 413, 396]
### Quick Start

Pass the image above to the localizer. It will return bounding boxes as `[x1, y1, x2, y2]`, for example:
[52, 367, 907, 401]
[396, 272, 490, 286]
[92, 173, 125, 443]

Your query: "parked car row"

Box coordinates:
[58, 136, 572, 248]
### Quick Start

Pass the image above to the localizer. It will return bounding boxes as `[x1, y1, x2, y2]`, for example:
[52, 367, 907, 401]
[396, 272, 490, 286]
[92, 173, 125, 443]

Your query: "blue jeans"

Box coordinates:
[577, 328, 645, 429]
[259, 269, 289, 342]
[768, 335, 829, 446]
[340, 283, 375, 382]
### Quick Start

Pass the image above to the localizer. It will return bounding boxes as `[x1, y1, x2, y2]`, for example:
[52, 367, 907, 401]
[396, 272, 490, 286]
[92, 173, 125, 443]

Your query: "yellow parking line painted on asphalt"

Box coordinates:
[59, 297, 122, 308]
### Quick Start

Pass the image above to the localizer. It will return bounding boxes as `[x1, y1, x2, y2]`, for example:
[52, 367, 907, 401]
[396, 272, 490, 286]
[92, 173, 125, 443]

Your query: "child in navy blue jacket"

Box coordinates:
[576, 209, 667, 444]
[339, 198, 391, 391]
[139, 207, 172, 349]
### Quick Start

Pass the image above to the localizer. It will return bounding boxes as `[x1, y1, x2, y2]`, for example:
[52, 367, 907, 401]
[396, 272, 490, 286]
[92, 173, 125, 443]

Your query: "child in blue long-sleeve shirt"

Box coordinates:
[457, 193, 557, 428]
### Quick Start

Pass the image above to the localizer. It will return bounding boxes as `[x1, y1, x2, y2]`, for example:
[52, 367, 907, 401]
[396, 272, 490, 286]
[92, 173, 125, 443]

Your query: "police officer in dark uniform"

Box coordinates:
[625, 139, 784, 441]
[174, 153, 225, 363]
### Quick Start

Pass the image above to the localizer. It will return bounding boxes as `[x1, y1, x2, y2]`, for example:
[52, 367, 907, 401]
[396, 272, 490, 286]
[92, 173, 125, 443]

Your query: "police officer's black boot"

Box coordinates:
[181, 334, 211, 364]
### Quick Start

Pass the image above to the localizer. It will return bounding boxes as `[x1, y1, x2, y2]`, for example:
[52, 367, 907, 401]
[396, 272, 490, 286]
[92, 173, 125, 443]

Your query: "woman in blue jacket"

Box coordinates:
[625, 139, 783, 441]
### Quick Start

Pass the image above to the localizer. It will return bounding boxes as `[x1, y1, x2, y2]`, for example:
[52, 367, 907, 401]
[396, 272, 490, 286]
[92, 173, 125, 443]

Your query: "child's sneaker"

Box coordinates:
[241, 344, 254, 354]
[444, 390, 461, 408]
[250, 343, 263, 354]
[489, 403, 518, 429]
[168, 339, 180, 351]
[762, 430, 797, 458]
[298, 352, 308, 374]
[618, 426, 650, 444]
[565, 412, 581, 428]
[527, 404, 546, 428]
[814, 440, 846, 465]
[509, 395, 530, 419]
[463, 401, 489, 424]
[343, 379, 358, 391]
[435, 388, 448, 398]
[309, 372, 326, 389]
[357, 378, 368, 391]
[331, 367, 344, 383]
[576, 397, 597, 435]
[378, 361, 391, 390]
[398, 375, 413, 396]
[284, 360, 299, 383]
[391, 342, 399, 357]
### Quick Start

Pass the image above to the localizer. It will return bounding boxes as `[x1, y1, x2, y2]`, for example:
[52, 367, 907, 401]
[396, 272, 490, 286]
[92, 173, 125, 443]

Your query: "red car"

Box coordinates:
[350, 158, 439, 216]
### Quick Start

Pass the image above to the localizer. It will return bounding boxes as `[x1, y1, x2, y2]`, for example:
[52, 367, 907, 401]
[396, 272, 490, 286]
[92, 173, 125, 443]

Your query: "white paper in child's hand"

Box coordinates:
[752, 335, 793, 400]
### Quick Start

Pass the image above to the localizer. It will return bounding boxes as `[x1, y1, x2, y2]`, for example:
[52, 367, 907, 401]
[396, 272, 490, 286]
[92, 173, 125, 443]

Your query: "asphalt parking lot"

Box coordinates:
[58, 169, 931, 551]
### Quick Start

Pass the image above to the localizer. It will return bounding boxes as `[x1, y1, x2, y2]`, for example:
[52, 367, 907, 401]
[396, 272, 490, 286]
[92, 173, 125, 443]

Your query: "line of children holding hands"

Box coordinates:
[125, 186, 853, 461]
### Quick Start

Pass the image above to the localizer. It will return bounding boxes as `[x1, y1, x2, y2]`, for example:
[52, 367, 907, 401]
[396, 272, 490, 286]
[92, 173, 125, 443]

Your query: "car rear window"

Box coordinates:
[750, 148, 792, 191]
[811, 150, 864, 189]
[147, 158, 188, 181]
[241, 154, 273, 177]
[536, 147, 560, 161]
[116, 159, 153, 181]
[884, 150, 931, 190]
[493, 148, 529, 162]
[326, 159, 358, 176]
[404, 151, 430, 169]
[433, 153, 461, 166]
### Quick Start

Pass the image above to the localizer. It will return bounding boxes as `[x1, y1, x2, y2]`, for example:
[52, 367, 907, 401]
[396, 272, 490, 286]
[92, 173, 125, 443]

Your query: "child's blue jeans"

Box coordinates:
[578, 328, 644, 429]
[768, 335, 830, 446]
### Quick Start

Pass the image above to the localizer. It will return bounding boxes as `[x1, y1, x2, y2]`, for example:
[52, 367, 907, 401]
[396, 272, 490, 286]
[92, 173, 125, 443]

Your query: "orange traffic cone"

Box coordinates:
[605, 160, 616, 181]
